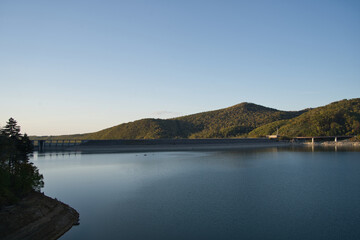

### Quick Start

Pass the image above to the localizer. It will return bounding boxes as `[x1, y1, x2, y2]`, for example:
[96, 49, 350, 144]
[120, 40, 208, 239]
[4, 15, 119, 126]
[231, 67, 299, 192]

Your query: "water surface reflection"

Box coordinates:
[31, 147, 360, 240]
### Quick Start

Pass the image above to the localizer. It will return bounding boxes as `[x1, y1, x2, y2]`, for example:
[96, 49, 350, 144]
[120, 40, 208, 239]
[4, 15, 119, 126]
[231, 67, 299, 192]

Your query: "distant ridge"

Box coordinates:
[31, 98, 360, 140]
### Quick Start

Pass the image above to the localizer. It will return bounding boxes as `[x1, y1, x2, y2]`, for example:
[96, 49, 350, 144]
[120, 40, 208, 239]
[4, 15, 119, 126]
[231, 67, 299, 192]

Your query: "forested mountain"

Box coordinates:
[30, 98, 360, 140]
[175, 103, 305, 138]
[85, 119, 195, 140]
[248, 98, 360, 137]
[82, 103, 304, 139]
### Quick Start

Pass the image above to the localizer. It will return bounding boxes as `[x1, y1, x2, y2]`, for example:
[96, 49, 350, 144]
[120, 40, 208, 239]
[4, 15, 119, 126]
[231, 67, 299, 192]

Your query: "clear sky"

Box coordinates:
[1, 0, 359, 135]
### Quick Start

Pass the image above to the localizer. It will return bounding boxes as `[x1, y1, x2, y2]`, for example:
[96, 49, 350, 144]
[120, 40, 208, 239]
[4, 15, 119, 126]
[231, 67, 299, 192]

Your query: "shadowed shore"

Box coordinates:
[0, 192, 79, 240]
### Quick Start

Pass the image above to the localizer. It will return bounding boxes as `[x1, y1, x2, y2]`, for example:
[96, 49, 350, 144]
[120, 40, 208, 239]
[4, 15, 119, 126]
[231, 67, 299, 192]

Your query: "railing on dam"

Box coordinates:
[31, 138, 273, 151]
[31, 140, 88, 151]
[31, 136, 354, 152]
[77, 138, 273, 146]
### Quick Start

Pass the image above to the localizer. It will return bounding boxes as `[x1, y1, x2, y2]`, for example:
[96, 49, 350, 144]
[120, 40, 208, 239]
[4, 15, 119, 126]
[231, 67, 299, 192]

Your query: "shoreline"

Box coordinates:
[0, 192, 79, 240]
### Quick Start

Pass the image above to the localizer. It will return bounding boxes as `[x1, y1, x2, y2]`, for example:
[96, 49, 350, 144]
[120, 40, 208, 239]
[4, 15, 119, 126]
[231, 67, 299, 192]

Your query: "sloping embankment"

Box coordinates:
[0, 192, 79, 240]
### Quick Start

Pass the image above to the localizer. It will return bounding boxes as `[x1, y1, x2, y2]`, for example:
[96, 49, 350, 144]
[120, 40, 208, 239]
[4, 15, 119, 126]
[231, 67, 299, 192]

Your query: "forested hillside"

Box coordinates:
[248, 98, 360, 137]
[32, 103, 304, 140]
[85, 119, 195, 140]
[175, 103, 305, 138]
[30, 98, 360, 140]
[82, 103, 304, 139]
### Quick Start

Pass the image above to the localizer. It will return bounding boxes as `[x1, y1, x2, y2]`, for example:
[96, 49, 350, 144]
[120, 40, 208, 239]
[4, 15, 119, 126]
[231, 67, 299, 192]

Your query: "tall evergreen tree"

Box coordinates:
[1, 118, 21, 138]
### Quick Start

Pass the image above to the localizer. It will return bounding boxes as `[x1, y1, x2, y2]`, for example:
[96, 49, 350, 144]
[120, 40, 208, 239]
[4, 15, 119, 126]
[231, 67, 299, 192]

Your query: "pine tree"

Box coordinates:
[1, 118, 21, 138]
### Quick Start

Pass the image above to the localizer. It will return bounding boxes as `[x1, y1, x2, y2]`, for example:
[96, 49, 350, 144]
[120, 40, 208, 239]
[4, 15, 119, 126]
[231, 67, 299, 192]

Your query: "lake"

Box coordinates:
[31, 146, 360, 240]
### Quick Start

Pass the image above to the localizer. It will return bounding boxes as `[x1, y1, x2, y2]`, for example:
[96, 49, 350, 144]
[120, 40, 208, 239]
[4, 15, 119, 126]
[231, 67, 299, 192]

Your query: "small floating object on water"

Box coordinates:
[144, 154, 147, 156]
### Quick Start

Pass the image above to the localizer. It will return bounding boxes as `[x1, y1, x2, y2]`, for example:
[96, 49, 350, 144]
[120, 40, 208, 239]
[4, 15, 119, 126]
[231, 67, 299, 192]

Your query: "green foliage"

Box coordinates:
[79, 103, 305, 140]
[248, 120, 288, 137]
[0, 118, 44, 207]
[249, 98, 360, 137]
[84, 119, 197, 140]
[30, 99, 360, 140]
[177, 103, 305, 138]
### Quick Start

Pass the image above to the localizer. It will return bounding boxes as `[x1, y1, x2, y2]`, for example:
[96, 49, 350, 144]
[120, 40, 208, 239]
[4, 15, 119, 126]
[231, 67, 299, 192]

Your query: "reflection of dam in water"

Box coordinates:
[31, 151, 81, 160]
[31, 140, 88, 151]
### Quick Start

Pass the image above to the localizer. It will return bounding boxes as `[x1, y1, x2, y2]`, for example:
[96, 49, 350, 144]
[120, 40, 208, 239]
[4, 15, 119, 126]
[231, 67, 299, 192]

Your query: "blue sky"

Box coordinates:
[1, 0, 359, 135]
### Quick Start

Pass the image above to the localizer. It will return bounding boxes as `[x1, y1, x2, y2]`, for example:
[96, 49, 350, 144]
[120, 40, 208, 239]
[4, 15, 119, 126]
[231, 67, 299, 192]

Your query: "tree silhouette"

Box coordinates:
[0, 118, 43, 206]
[1, 118, 20, 138]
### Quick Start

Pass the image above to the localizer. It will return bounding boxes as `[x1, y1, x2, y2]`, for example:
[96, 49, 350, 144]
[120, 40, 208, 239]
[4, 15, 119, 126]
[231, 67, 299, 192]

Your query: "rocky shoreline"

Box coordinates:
[0, 192, 79, 240]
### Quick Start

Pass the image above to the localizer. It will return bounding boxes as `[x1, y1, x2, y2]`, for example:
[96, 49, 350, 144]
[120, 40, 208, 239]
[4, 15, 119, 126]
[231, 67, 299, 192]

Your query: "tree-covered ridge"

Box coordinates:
[29, 98, 360, 140]
[73, 102, 304, 140]
[248, 98, 360, 137]
[85, 119, 196, 140]
[175, 102, 305, 138]
[0, 118, 44, 207]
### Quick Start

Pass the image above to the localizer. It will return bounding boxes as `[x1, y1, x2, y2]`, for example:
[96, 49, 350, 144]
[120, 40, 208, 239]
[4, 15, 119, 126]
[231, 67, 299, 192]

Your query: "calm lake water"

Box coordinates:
[31, 147, 360, 240]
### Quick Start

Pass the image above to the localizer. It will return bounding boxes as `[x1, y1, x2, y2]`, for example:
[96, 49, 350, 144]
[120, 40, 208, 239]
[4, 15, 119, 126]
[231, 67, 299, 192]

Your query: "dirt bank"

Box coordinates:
[0, 192, 79, 240]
